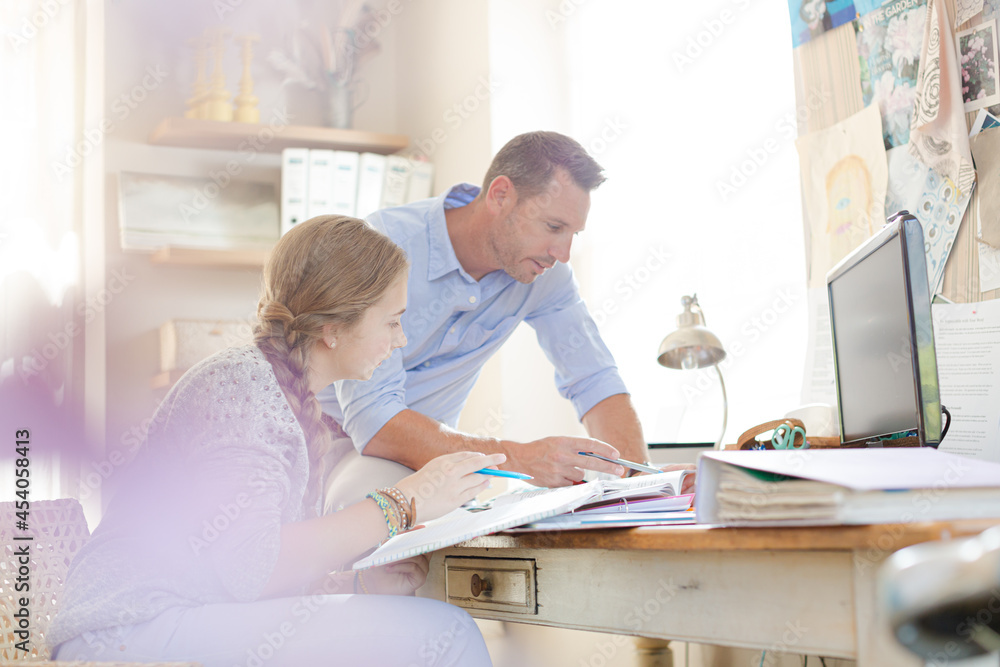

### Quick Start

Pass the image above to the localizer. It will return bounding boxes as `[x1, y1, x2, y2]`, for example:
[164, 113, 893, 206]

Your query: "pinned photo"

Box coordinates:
[957, 19, 1000, 112]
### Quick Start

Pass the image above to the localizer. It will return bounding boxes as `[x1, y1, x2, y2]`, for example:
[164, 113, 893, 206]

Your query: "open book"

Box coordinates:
[696, 448, 1000, 526]
[353, 469, 693, 569]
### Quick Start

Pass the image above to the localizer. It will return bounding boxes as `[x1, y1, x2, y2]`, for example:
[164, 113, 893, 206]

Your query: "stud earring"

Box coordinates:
[327, 340, 336, 349]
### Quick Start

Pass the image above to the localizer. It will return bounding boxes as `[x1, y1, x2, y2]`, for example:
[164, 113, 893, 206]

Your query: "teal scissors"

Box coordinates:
[771, 422, 808, 450]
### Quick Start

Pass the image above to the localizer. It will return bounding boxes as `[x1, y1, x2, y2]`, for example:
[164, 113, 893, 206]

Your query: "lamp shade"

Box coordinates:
[657, 327, 726, 370]
[656, 295, 726, 370]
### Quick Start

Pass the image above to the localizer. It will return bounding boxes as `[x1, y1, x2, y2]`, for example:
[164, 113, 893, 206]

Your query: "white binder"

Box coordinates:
[330, 150, 360, 216]
[306, 149, 335, 220]
[280, 147, 309, 236]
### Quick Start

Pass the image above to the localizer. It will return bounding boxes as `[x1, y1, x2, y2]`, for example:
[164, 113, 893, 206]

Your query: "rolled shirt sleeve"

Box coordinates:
[321, 347, 409, 452]
[525, 263, 629, 419]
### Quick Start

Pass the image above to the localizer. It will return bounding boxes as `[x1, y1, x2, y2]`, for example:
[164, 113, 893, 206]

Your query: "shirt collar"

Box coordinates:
[427, 183, 480, 282]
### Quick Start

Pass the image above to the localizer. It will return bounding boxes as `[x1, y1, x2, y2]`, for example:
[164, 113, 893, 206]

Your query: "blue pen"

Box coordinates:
[475, 468, 533, 480]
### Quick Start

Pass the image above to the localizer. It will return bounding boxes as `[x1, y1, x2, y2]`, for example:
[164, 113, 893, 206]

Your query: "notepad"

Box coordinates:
[352, 470, 693, 570]
[352, 482, 602, 570]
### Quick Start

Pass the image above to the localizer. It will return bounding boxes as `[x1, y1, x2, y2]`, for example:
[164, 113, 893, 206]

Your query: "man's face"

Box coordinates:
[488, 169, 591, 284]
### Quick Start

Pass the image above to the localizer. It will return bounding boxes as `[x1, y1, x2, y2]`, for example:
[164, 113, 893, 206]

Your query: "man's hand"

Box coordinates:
[362, 554, 430, 596]
[655, 463, 697, 494]
[505, 436, 625, 487]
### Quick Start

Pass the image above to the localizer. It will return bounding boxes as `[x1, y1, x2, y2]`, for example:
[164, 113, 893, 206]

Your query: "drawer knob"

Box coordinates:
[470, 573, 492, 597]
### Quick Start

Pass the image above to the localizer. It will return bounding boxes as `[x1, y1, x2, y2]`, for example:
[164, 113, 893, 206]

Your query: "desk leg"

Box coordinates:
[634, 637, 673, 667]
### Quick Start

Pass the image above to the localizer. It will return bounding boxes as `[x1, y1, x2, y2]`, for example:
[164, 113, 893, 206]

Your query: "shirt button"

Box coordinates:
[450, 327, 456, 334]
[469, 296, 477, 304]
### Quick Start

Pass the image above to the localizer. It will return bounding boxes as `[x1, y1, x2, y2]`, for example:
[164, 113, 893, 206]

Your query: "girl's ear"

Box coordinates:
[321, 323, 339, 349]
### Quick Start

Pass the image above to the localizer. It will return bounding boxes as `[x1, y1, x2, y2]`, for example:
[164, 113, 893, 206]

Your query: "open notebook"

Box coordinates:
[353, 469, 692, 569]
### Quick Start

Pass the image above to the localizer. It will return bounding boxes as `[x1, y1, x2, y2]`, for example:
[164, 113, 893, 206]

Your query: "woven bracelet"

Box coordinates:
[365, 490, 399, 538]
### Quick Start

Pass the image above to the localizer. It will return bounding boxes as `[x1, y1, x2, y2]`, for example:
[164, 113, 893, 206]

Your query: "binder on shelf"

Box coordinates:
[356, 152, 387, 219]
[306, 149, 335, 220]
[330, 150, 360, 216]
[405, 160, 434, 203]
[280, 148, 310, 236]
[380, 155, 411, 209]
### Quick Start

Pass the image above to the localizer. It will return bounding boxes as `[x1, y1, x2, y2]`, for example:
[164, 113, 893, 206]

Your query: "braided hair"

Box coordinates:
[253, 215, 408, 515]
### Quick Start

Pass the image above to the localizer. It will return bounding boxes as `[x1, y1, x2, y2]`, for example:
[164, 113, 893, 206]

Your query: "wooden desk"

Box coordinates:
[419, 520, 1000, 666]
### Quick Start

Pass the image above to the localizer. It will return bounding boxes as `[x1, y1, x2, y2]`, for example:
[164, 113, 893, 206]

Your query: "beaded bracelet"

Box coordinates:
[365, 490, 401, 538]
[379, 487, 413, 530]
[380, 486, 416, 528]
[379, 492, 408, 532]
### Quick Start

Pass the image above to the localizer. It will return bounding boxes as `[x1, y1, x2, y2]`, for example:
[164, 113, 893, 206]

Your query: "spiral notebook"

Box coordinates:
[352, 470, 692, 569]
[352, 482, 602, 569]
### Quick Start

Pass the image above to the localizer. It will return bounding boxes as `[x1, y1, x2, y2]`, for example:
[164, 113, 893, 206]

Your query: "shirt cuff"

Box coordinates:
[569, 369, 630, 421]
[344, 401, 408, 452]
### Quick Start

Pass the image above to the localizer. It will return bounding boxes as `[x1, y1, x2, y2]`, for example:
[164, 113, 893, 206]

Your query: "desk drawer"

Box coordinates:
[444, 556, 536, 615]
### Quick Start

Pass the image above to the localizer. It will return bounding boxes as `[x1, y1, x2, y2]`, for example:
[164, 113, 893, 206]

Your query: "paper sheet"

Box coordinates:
[910, 0, 978, 197]
[970, 108, 1000, 135]
[976, 191, 1000, 290]
[933, 300, 1000, 461]
[885, 145, 972, 292]
[855, 0, 928, 148]
[796, 105, 889, 288]
[788, 0, 859, 47]
[801, 287, 838, 406]
[969, 127, 1000, 248]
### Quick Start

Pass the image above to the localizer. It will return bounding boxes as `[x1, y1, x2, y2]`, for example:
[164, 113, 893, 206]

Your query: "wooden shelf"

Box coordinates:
[150, 369, 186, 390]
[149, 117, 410, 155]
[149, 246, 271, 268]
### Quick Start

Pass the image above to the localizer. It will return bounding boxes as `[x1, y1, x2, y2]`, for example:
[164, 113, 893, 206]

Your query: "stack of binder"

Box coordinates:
[281, 148, 434, 235]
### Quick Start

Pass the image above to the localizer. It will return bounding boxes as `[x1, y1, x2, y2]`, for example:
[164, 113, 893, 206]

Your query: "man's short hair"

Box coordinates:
[481, 131, 606, 202]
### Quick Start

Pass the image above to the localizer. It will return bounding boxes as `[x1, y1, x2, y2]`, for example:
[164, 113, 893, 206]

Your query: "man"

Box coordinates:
[319, 131, 690, 512]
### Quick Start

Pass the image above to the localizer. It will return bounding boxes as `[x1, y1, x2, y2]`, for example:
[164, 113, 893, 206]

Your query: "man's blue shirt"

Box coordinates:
[316, 183, 628, 450]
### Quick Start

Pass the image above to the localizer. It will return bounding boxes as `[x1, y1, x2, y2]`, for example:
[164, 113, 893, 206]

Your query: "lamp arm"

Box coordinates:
[714, 366, 728, 450]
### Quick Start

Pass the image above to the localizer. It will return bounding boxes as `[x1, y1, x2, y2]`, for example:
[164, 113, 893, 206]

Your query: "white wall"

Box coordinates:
[391, 0, 504, 439]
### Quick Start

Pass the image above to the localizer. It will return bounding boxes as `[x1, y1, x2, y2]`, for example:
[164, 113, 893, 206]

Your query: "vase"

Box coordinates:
[323, 81, 367, 129]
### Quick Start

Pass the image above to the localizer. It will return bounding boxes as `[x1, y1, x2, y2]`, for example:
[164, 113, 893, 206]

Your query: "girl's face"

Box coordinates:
[312, 276, 408, 388]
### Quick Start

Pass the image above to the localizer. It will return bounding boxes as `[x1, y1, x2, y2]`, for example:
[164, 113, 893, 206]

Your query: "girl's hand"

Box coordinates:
[395, 451, 505, 523]
[362, 554, 430, 596]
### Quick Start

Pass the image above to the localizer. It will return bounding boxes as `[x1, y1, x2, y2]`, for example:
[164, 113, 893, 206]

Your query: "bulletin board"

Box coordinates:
[790, 0, 1000, 304]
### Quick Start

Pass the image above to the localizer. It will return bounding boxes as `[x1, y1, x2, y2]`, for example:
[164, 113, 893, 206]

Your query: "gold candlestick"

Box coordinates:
[233, 33, 260, 124]
[205, 27, 233, 122]
[184, 35, 209, 119]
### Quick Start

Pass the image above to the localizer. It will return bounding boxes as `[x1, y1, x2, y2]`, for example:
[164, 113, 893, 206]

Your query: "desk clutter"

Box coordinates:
[351, 469, 695, 570]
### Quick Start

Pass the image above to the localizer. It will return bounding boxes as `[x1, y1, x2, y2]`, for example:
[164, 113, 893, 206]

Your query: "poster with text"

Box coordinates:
[855, 0, 928, 148]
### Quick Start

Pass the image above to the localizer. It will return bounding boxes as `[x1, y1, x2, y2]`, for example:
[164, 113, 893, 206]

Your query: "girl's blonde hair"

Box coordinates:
[253, 215, 408, 514]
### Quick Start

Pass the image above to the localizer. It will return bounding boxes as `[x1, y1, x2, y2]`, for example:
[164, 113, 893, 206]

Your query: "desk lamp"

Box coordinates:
[657, 295, 728, 449]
